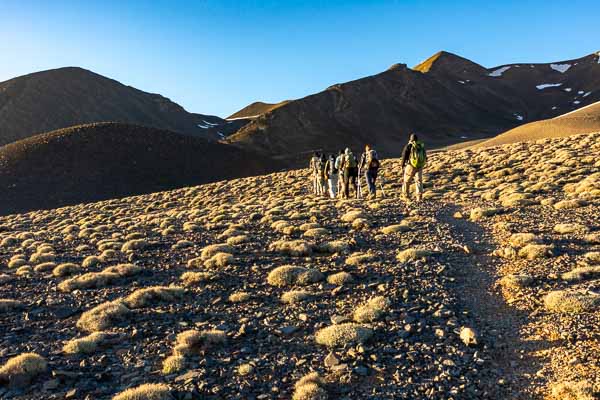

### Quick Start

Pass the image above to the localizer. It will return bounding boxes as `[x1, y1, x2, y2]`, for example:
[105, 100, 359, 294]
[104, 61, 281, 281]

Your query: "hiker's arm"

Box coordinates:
[401, 145, 409, 168]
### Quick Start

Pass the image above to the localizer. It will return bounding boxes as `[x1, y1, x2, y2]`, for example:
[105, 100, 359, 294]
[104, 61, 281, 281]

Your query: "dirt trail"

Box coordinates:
[436, 204, 548, 399]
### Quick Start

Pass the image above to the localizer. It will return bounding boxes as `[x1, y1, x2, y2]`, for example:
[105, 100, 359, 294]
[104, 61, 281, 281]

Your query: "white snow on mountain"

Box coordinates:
[550, 63, 571, 73]
[536, 83, 563, 90]
[488, 66, 511, 77]
[202, 120, 219, 126]
[458, 80, 465, 84]
[583, 92, 591, 97]
[198, 124, 209, 129]
[564, 88, 572, 92]
[514, 114, 524, 121]
[574, 101, 581, 105]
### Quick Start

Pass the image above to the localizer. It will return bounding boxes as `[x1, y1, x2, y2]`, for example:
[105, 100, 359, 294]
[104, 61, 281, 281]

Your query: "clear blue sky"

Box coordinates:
[1, 0, 598, 117]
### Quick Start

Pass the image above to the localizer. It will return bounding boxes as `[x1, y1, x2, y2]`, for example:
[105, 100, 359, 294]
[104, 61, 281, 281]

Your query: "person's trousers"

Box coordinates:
[343, 168, 358, 198]
[328, 175, 338, 199]
[402, 165, 423, 198]
[365, 168, 378, 194]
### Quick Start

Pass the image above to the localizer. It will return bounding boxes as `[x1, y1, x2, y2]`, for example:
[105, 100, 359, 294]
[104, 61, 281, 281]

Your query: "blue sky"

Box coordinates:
[1, 0, 598, 117]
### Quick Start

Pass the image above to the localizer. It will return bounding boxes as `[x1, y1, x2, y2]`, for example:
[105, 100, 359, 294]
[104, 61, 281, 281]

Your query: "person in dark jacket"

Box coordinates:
[401, 134, 427, 201]
[359, 144, 380, 197]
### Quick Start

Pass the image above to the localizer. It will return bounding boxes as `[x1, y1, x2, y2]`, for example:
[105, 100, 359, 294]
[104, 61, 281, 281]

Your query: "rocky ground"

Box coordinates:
[0, 133, 598, 399]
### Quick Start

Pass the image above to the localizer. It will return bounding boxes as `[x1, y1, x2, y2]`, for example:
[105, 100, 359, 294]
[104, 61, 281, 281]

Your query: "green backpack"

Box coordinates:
[409, 141, 426, 168]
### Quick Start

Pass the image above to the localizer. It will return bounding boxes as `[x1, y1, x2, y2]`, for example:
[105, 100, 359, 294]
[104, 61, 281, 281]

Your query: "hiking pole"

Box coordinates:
[357, 167, 362, 199]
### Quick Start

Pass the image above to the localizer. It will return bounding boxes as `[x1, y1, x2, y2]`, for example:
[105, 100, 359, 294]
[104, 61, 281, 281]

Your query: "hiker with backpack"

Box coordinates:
[340, 148, 359, 199]
[401, 134, 427, 201]
[335, 150, 345, 197]
[359, 144, 381, 198]
[309, 152, 321, 195]
[318, 153, 327, 196]
[324, 154, 338, 199]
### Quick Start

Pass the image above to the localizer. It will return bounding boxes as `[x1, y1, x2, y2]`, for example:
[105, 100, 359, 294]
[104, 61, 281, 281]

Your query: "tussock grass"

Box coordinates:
[345, 252, 375, 266]
[518, 244, 554, 260]
[303, 228, 329, 238]
[269, 239, 313, 257]
[29, 252, 55, 264]
[0, 353, 47, 387]
[204, 252, 234, 268]
[583, 232, 600, 244]
[180, 271, 213, 286]
[267, 265, 323, 287]
[58, 271, 119, 292]
[353, 296, 390, 323]
[226, 235, 249, 245]
[173, 329, 226, 355]
[0, 274, 13, 284]
[281, 290, 314, 304]
[315, 240, 348, 254]
[585, 251, 600, 264]
[104, 263, 141, 276]
[315, 323, 373, 347]
[554, 223, 589, 234]
[229, 291, 251, 303]
[162, 354, 186, 375]
[33, 261, 57, 272]
[112, 383, 171, 400]
[499, 274, 534, 289]
[124, 286, 185, 309]
[8, 258, 27, 268]
[561, 266, 600, 283]
[553, 199, 587, 210]
[237, 363, 254, 376]
[82, 255, 102, 268]
[121, 239, 148, 253]
[396, 248, 434, 262]
[351, 218, 369, 230]
[200, 243, 233, 260]
[77, 300, 130, 332]
[508, 233, 541, 248]
[16, 266, 33, 276]
[326, 272, 354, 285]
[293, 372, 328, 400]
[550, 380, 595, 400]
[0, 299, 25, 312]
[544, 290, 600, 313]
[341, 210, 366, 223]
[469, 207, 501, 221]
[459, 327, 478, 346]
[381, 223, 411, 234]
[52, 263, 81, 277]
[63, 332, 106, 354]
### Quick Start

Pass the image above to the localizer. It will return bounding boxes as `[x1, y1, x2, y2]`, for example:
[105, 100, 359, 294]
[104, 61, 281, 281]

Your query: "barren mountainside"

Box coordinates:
[227, 51, 600, 165]
[0, 67, 229, 146]
[0, 122, 282, 215]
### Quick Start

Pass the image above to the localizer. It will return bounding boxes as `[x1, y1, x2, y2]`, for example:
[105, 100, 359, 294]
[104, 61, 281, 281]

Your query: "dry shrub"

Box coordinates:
[77, 300, 130, 332]
[469, 207, 501, 221]
[229, 291, 251, 303]
[104, 263, 141, 276]
[173, 329, 226, 355]
[16, 266, 33, 276]
[508, 233, 541, 248]
[269, 239, 313, 257]
[162, 354, 186, 375]
[561, 266, 600, 283]
[315, 240, 349, 254]
[124, 286, 184, 309]
[326, 272, 354, 285]
[267, 265, 323, 287]
[544, 290, 600, 313]
[0, 299, 25, 312]
[345, 252, 375, 266]
[8, 258, 27, 269]
[315, 323, 373, 347]
[281, 290, 314, 304]
[112, 383, 171, 400]
[52, 263, 81, 277]
[351, 218, 369, 230]
[499, 274, 534, 289]
[550, 381, 595, 400]
[226, 235, 249, 246]
[341, 210, 366, 223]
[353, 296, 390, 323]
[293, 372, 328, 400]
[121, 239, 148, 253]
[583, 232, 600, 244]
[518, 243, 554, 260]
[493, 246, 518, 259]
[0, 274, 13, 284]
[585, 252, 600, 264]
[381, 224, 411, 234]
[554, 223, 589, 234]
[63, 332, 106, 354]
[459, 327, 478, 346]
[58, 271, 119, 292]
[180, 271, 213, 286]
[396, 248, 434, 262]
[204, 252, 234, 268]
[0, 353, 47, 387]
[303, 228, 329, 238]
[200, 243, 233, 260]
[29, 252, 55, 265]
[82, 255, 102, 268]
[237, 363, 254, 376]
[33, 262, 57, 272]
[553, 199, 587, 210]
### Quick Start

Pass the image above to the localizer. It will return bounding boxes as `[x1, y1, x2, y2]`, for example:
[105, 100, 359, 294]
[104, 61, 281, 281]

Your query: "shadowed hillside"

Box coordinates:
[0, 122, 282, 215]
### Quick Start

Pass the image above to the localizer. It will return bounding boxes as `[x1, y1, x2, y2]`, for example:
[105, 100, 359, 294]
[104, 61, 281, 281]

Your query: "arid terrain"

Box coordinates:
[0, 131, 598, 399]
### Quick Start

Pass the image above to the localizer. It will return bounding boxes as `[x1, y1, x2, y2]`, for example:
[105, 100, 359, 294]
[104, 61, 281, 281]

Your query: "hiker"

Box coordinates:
[324, 153, 338, 199]
[401, 133, 427, 201]
[309, 152, 321, 195]
[335, 150, 345, 197]
[318, 153, 327, 196]
[359, 144, 381, 198]
[341, 148, 359, 199]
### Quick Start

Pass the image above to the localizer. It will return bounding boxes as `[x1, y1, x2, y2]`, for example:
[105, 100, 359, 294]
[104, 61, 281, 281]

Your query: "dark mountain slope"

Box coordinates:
[0, 122, 282, 215]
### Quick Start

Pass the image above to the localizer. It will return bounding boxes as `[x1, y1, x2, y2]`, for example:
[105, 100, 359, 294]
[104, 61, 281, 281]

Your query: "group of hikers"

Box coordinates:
[309, 133, 427, 201]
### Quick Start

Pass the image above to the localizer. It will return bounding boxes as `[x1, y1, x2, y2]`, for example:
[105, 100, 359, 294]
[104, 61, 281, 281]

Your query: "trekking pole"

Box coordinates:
[357, 167, 362, 199]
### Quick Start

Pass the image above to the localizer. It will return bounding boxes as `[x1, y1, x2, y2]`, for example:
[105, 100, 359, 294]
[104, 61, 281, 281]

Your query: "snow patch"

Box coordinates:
[197, 124, 209, 129]
[564, 88, 572, 92]
[458, 80, 465, 84]
[217, 132, 225, 139]
[460, 136, 468, 139]
[202, 120, 219, 126]
[552, 106, 558, 110]
[488, 66, 511, 77]
[536, 83, 563, 90]
[573, 101, 581, 105]
[583, 92, 591, 97]
[550, 63, 571, 73]
[578, 91, 584, 95]
[514, 114, 524, 121]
